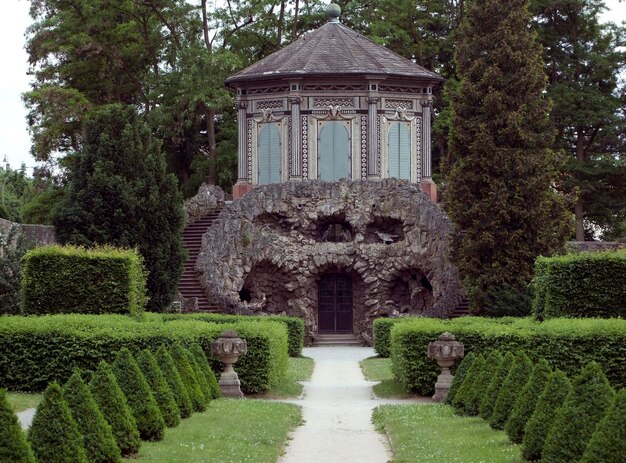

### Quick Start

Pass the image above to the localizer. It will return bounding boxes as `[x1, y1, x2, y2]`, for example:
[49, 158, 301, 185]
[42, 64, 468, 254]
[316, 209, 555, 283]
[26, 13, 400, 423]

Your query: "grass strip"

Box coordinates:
[373, 404, 523, 463]
[6, 392, 43, 412]
[360, 357, 413, 398]
[257, 356, 314, 398]
[124, 399, 302, 463]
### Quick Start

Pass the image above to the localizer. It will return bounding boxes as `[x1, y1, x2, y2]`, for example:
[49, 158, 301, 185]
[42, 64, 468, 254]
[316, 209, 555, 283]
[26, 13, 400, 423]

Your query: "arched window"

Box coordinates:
[318, 122, 351, 181]
[388, 123, 410, 180]
[258, 124, 281, 184]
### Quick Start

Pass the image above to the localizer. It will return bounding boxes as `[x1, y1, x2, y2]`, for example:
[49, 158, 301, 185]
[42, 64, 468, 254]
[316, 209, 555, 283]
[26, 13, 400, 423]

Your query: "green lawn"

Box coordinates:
[360, 357, 413, 398]
[257, 356, 314, 398]
[373, 404, 523, 463]
[6, 392, 43, 412]
[124, 399, 301, 463]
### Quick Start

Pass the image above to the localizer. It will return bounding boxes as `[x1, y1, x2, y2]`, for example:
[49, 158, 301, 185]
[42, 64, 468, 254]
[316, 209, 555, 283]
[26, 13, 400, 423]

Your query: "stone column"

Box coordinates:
[290, 97, 302, 178]
[420, 100, 437, 202]
[367, 97, 379, 176]
[233, 100, 253, 199]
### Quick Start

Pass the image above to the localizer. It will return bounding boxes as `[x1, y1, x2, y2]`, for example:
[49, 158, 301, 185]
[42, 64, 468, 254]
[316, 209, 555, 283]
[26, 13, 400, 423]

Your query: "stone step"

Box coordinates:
[313, 334, 362, 346]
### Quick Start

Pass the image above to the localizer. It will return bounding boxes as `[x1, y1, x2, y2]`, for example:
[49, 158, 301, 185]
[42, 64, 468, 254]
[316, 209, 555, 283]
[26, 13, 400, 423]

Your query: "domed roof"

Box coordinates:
[225, 20, 443, 86]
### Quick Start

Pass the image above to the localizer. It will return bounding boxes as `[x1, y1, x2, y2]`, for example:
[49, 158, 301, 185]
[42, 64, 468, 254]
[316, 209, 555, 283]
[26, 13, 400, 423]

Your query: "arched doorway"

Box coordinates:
[258, 123, 281, 184]
[318, 122, 351, 181]
[318, 273, 353, 333]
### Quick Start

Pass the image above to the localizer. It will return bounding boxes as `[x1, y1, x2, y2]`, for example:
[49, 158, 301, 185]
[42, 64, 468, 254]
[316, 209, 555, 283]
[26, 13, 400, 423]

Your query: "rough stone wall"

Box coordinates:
[184, 183, 225, 224]
[197, 179, 462, 344]
[0, 218, 56, 246]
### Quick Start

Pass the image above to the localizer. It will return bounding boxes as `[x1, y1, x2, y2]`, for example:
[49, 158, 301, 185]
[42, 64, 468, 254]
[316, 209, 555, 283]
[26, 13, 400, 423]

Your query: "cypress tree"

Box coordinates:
[445, 0, 568, 315]
[542, 362, 614, 463]
[89, 361, 140, 456]
[489, 352, 533, 429]
[170, 343, 206, 412]
[185, 349, 212, 404]
[452, 354, 485, 415]
[54, 104, 185, 311]
[505, 358, 551, 444]
[155, 345, 193, 419]
[63, 371, 121, 463]
[136, 349, 180, 428]
[0, 388, 36, 463]
[112, 348, 165, 441]
[479, 352, 514, 420]
[580, 388, 626, 463]
[464, 351, 503, 416]
[190, 343, 221, 399]
[27, 382, 88, 463]
[522, 369, 571, 462]
[445, 351, 476, 405]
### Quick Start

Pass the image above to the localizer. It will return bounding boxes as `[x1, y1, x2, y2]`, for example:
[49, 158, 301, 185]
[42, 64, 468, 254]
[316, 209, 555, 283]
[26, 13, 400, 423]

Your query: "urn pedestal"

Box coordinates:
[427, 332, 464, 402]
[211, 330, 248, 398]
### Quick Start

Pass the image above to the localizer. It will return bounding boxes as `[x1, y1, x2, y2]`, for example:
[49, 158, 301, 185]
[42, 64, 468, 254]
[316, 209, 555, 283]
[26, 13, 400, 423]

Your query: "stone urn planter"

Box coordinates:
[427, 332, 464, 402]
[210, 330, 248, 398]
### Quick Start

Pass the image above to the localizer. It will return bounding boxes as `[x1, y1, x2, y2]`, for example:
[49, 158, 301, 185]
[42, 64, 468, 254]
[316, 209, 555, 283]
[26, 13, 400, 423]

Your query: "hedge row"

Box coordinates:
[533, 250, 626, 319]
[0, 314, 288, 394]
[20, 245, 147, 316]
[389, 317, 626, 395]
[163, 312, 304, 357]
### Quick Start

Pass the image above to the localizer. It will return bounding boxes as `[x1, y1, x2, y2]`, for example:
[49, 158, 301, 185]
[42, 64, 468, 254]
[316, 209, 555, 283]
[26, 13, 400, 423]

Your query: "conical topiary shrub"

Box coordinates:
[27, 382, 88, 463]
[155, 345, 193, 419]
[478, 351, 514, 420]
[580, 388, 626, 463]
[464, 351, 503, 416]
[63, 371, 121, 463]
[452, 354, 485, 415]
[185, 349, 212, 404]
[89, 361, 140, 456]
[445, 351, 476, 405]
[542, 362, 615, 463]
[505, 358, 551, 444]
[112, 348, 165, 441]
[170, 343, 206, 412]
[522, 369, 571, 462]
[0, 388, 36, 463]
[489, 351, 533, 429]
[137, 349, 180, 428]
[190, 343, 221, 399]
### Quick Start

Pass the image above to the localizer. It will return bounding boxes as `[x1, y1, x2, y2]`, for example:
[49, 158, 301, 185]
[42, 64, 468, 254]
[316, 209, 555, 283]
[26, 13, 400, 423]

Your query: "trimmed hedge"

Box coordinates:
[20, 245, 147, 316]
[164, 313, 304, 357]
[445, 352, 476, 405]
[169, 343, 205, 412]
[27, 382, 88, 463]
[466, 351, 502, 417]
[0, 388, 36, 463]
[63, 371, 121, 463]
[533, 250, 626, 319]
[136, 349, 180, 428]
[451, 354, 485, 415]
[479, 352, 513, 421]
[389, 317, 626, 395]
[489, 352, 532, 429]
[189, 343, 221, 400]
[155, 347, 192, 419]
[0, 314, 288, 395]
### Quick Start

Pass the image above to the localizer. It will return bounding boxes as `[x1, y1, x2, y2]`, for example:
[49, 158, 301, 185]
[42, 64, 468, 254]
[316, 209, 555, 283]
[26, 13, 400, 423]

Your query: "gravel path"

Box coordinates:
[279, 346, 430, 463]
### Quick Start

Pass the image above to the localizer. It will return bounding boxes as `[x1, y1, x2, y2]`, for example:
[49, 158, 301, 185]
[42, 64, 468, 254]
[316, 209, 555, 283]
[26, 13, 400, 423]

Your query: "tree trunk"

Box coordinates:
[575, 126, 585, 241]
[207, 108, 217, 185]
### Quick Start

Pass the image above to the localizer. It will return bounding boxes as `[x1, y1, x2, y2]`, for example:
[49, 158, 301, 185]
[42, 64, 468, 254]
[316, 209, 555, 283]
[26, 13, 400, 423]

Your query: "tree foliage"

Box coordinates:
[155, 345, 193, 419]
[189, 343, 221, 399]
[489, 352, 533, 429]
[445, 0, 569, 314]
[445, 351, 475, 405]
[0, 225, 34, 315]
[169, 343, 206, 412]
[136, 349, 180, 428]
[478, 352, 514, 420]
[580, 388, 626, 463]
[54, 104, 185, 311]
[451, 354, 485, 414]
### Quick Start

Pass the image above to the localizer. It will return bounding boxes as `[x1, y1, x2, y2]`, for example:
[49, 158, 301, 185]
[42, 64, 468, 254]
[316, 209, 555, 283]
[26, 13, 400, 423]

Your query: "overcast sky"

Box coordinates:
[1, 0, 625, 172]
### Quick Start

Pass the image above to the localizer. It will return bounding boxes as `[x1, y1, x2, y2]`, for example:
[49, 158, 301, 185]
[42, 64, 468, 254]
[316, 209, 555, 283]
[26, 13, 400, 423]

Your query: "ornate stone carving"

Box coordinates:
[367, 97, 380, 104]
[427, 332, 464, 402]
[385, 99, 412, 110]
[247, 119, 253, 184]
[377, 115, 381, 174]
[379, 85, 424, 94]
[314, 97, 354, 108]
[288, 116, 293, 176]
[236, 101, 248, 110]
[360, 115, 368, 180]
[211, 330, 248, 398]
[303, 84, 367, 91]
[302, 115, 309, 179]
[257, 99, 283, 110]
[248, 85, 290, 95]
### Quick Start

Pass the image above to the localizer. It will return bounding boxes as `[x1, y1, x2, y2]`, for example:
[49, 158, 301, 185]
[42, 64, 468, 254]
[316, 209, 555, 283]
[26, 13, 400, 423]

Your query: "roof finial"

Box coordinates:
[327, 1, 341, 22]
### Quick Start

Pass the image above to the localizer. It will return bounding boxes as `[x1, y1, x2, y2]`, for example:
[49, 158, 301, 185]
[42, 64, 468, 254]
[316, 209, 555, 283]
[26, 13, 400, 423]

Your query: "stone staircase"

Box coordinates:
[313, 334, 362, 346]
[449, 298, 470, 318]
[178, 209, 222, 312]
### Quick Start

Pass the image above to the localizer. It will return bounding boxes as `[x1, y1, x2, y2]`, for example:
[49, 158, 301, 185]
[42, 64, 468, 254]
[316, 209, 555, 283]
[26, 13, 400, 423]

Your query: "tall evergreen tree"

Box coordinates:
[445, 0, 569, 314]
[54, 104, 185, 311]
[530, 0, 626, 240]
